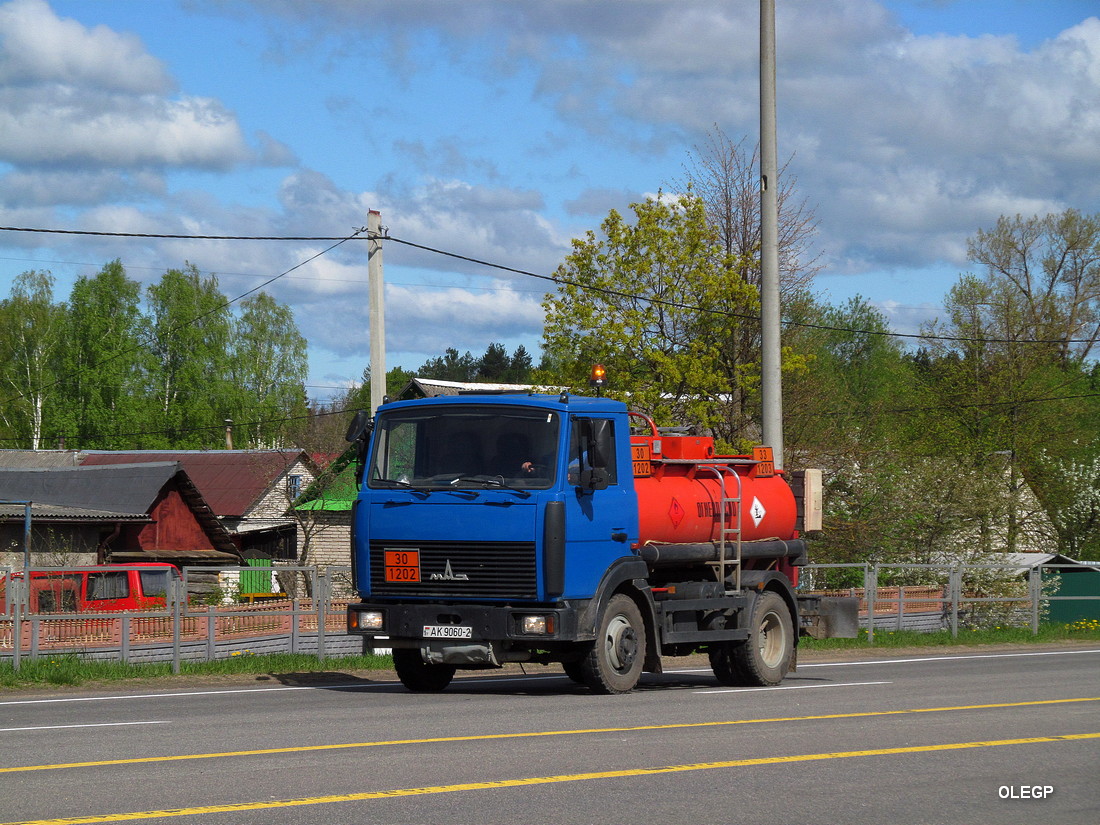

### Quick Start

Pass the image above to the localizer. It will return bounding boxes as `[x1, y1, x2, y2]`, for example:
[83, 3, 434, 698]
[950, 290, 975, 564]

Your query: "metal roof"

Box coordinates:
[397, 377, 564, 399]
[0, 450, 84, 469]
[80, 450, 311, 517]
[0, 463, 238, 555]
[0, 503, 148, 521]
[0, 463, 183, 514]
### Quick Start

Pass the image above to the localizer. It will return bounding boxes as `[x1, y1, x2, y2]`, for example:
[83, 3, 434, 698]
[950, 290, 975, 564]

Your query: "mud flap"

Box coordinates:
[797, 595, 859, 639]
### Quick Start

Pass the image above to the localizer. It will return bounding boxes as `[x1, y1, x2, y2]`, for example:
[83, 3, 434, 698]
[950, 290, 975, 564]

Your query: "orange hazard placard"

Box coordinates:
[752, 446, 775, 477]
[631, 442, 652, 477]
[384, 549, 420, 582]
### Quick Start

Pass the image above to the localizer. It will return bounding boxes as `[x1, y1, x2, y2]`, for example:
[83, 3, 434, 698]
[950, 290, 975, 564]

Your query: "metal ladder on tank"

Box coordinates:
[697, 461, 744, 592]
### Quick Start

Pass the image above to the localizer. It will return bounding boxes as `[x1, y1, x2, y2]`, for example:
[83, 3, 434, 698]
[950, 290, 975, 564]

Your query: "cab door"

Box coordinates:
[561, 416, 638, 598]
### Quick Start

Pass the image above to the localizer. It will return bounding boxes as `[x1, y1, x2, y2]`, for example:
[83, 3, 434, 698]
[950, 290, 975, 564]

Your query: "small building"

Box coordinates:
[80, 450, 321, 563]
[396, 377, 560, 400]
[0, 462, 239, 568]
[1001, 552, 1100, 624]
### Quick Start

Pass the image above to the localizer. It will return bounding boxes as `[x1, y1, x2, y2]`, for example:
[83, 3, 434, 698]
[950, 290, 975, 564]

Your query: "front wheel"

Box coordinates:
[580, 594, 647, 694]
[710, 590, 794, 687]
[393, 648, 456, 692]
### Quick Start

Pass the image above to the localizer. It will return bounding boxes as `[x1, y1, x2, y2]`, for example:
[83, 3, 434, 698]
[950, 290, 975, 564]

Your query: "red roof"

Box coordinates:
[80, 451, 309, 517]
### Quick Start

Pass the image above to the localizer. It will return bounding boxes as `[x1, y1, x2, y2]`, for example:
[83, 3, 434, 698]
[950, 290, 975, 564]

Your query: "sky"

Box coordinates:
[1, 0, 1099, 403]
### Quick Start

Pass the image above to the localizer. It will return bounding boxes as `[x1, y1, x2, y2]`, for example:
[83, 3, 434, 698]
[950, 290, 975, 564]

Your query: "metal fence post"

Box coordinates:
[291, 597, 300, 654]
[206, 605, 216, 662]
[121, 616, 130, 665]
[866, 565, 877, 645]
[949, 567, 960, 638]
[171, 577, 182, 675]
[316, 570, 327, 662]
[12, 578, 23, 672]
[1029, 568, 1040, 635]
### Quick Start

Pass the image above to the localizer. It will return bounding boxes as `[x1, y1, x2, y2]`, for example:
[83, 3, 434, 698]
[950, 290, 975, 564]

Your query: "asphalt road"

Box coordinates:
[1, 645, 1098, 825]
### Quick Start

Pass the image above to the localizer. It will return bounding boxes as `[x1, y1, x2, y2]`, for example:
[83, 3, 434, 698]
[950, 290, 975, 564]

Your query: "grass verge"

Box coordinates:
[798, 619, 1100, 652]
[0, 651, 393, 690]
[2, 621, 1098, 690]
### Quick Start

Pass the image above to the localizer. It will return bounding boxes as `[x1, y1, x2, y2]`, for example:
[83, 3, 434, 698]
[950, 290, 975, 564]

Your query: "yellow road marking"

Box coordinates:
[3, 732, 1098, 825]
[1, 696, 1096, 776]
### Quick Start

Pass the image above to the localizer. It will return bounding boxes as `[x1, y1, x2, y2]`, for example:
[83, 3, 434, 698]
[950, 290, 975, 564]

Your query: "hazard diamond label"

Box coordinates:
[669, 497, 685, 528]
[749, 496, 767, 528]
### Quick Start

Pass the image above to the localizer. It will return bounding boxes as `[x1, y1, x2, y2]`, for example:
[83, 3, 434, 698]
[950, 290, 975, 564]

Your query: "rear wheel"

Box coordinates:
[580, 594, 646, 694]
[393, 648, 456, 692]
[710, 590, 794, 687]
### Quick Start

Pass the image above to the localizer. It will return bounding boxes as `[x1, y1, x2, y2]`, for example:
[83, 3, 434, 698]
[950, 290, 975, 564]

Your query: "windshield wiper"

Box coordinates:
[450, 476, 532, 498]
[374, 478, 429, 493]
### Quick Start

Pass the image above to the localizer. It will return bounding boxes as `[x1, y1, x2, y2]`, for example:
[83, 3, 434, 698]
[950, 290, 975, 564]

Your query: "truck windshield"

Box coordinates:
[368, 405, 560, 491]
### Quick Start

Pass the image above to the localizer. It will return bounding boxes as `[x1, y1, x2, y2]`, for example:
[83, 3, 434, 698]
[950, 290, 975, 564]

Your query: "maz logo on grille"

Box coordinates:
[429, 560, 469, 581]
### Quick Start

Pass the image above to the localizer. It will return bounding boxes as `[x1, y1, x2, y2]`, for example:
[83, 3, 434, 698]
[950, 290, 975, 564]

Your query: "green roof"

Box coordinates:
[294, 461, 359, 511]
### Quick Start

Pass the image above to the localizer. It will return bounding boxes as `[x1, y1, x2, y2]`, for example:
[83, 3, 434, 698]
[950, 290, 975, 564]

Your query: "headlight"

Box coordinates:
[353, 610, 384, 631]
[520, 614, 555, 635]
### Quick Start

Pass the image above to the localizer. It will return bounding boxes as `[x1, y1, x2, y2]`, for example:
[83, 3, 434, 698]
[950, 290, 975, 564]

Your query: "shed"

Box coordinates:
[1001, 553, 1100, 624]
[0, 463, 239, 566]
[80, 450, 320, 561]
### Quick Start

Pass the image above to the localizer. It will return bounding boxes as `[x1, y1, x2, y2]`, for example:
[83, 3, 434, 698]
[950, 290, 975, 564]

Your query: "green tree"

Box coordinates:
[916, 209, 1100, 554]
[227, 292, 309, 447]
[507, 345, 534, 383]
[417, 347, 477, 381]
[0, 271, 65, 448]
[782, 295, 920, 464]
[540, 195, 765, 444]
[53, 260, 149, 448]
[143, 265, 233, 448]
[476, 342, 510, 381]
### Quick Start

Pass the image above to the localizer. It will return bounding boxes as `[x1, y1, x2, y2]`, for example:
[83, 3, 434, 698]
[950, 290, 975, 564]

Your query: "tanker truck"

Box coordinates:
[345, 387, 856, 694]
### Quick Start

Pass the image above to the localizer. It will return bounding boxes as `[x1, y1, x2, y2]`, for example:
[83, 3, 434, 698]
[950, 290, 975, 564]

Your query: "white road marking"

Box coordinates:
[0, 721, 170, 733]
[695, 680, 891, 694]
[0, 648, 1094, 706]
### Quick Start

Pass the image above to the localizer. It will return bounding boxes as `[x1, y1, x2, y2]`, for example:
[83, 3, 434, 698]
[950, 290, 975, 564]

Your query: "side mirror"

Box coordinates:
[344, 410, 373, 484]
[587, 418, 612, 467]
[344, 410, 372, 443]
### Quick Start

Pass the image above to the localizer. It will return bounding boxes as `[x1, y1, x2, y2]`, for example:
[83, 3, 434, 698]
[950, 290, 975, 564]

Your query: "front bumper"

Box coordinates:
[347, 601, 580, 645]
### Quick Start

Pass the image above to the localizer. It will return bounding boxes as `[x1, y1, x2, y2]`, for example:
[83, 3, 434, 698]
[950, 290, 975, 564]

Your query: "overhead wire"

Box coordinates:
[3, 223, 1092, 347]
[0, 222, 1097, 448]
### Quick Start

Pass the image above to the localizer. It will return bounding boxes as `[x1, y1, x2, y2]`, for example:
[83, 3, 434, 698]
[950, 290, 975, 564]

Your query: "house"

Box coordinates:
[79, 450, 321, 563]
[0, 462, 239, 568]
[294, 460, 359, 570]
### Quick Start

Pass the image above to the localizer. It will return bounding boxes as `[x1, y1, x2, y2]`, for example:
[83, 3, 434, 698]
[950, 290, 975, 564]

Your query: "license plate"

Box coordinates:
[423, 625, 472, 639]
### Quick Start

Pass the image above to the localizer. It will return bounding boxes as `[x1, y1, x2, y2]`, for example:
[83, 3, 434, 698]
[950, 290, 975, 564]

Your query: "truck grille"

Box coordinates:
[369, 540, 538, 599]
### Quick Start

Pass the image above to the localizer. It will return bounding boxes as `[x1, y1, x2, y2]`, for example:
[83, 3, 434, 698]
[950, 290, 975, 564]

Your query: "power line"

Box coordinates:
[0, 227, 367, 410]
[3, 223, 1097, 347]
[0, 226, 376, 242]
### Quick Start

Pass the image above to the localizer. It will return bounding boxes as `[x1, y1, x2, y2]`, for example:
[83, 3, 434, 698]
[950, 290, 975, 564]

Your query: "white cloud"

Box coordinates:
[0, 0, 171, 92]
[0, 0, 286, 171]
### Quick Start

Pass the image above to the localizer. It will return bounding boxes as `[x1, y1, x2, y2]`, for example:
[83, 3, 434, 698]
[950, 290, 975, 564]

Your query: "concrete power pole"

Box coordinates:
[759, 0, 784, 469]
[367, 209, 387, 416]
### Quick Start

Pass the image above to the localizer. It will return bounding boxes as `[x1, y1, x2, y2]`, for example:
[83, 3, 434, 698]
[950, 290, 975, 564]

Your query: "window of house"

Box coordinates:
[287, 474, 303, 499]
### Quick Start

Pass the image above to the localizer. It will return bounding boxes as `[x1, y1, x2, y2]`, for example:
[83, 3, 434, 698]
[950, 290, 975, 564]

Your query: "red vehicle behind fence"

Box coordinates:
[0, 564, 181, 614]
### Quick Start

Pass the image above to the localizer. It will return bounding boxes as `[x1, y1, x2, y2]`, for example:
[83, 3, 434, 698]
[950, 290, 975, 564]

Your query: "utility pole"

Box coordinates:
[759, 0, 784, 469]
[367, 209, 387, 416]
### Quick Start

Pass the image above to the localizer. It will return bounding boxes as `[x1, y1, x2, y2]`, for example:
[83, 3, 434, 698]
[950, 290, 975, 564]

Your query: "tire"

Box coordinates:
[709, 590, 794, 687]
[580, 593, 646, 694]
[561, 659, 587, 685]
[393, 648, 456, 692]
